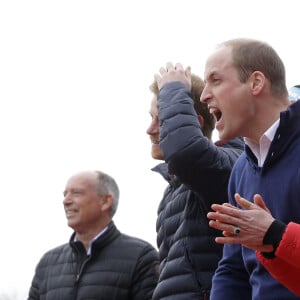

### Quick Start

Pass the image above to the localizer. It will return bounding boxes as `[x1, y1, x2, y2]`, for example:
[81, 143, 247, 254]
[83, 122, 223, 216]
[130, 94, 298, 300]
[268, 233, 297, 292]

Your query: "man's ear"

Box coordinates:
[250, 71, 265, 96]
[197, 114, 204, 129]
[99, 194, 113, 212]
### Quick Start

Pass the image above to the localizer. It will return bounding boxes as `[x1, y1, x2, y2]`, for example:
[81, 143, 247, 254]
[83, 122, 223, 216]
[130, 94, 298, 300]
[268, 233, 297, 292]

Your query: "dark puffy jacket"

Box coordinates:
[28, 221, 159, 300]
[152, 82, 244, 300]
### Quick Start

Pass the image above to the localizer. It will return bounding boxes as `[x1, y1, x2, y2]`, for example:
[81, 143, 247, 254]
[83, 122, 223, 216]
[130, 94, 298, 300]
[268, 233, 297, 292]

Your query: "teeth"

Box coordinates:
[209, 108, 217, 115]
[208, 107, 221, 122]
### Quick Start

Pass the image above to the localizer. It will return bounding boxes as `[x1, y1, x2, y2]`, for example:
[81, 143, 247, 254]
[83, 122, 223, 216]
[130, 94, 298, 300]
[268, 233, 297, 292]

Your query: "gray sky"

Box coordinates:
[1, 1, 300, 298]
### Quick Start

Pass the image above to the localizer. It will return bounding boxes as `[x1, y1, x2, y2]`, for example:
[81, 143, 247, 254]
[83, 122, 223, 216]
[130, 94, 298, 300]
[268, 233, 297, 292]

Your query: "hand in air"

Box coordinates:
[154, 62, 191, 91]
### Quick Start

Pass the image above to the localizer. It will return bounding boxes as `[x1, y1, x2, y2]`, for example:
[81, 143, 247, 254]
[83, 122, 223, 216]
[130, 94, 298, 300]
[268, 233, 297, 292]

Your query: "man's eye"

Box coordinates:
[72, 190, 82, 195]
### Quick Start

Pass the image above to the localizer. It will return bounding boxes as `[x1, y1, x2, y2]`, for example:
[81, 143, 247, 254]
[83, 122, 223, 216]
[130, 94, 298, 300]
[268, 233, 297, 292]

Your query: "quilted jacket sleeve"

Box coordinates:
[256, 222, 300, 296]
[27, 256, 43, 300]
[131, 244, 159, 300]
[158, 81, 244, 205]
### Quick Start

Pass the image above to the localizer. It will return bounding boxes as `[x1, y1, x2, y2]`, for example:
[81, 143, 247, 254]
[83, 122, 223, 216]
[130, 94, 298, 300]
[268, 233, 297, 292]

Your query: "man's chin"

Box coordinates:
[151, 149, 164, 160]
[218, 130, 236, 143]
[67, 220, 77, 230]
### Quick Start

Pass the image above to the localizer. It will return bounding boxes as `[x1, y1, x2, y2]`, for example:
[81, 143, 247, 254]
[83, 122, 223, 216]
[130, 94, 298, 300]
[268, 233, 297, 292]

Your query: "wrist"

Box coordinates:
[261, 219, 286, 258]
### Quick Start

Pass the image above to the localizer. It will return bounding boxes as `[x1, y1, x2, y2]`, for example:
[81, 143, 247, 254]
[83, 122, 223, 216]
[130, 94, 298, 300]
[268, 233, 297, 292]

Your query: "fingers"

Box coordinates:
[253, 194, 271, 214]
[209, 219, 241, 236]
[215, 193, 260, 212]
[159, 66, 167, 75]
[185, 65, 191, 77]
[214, 235, 272, 251]
[175, 62, 184, 71]
[209, 203, 243, 219]
[208, 202, 245, 234]
[159, 62, 185, 73]
[234, 193, 253, 210]
[155, 62, 191, 90]
[166, 62, 175, 72]
[154, 73, 161, 84]
[234, 193, 272, 214]
[154, 73, 163, 92]
[222, 202, 238, 209]
[253, 194, 264, 207]
[233, 226, 241, 235]
[158, 62, 174, 77]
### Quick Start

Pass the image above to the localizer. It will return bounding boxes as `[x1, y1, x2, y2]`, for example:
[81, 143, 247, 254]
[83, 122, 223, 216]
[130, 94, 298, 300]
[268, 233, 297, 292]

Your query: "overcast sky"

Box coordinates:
[1, 1, 299, 298]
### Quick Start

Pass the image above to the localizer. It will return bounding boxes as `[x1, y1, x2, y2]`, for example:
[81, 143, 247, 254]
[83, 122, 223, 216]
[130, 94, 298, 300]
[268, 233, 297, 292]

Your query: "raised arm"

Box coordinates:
[155, 63, 243, 204]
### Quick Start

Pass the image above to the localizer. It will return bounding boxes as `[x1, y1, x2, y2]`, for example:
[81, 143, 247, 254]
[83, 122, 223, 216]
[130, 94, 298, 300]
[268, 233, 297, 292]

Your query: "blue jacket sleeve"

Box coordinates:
[210, 244, 252, 299]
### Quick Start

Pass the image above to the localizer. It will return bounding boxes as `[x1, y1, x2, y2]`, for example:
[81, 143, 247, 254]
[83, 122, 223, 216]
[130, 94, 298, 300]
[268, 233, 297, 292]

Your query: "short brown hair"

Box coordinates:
[149, 73, 215, 139]
[220, 38, 288, 98]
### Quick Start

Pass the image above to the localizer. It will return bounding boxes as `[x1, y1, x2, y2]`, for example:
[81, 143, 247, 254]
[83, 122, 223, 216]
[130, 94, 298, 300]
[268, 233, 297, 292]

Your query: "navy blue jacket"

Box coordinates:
[152, 82, 244, 300]
[211, 100, 300, 299]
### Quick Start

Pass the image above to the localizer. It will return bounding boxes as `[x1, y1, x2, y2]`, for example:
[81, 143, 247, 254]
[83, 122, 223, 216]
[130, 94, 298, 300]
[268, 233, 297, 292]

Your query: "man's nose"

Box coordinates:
[200, 86, 210, 103]
[146, 119, 159, 135]
[63, 194, 72, 205]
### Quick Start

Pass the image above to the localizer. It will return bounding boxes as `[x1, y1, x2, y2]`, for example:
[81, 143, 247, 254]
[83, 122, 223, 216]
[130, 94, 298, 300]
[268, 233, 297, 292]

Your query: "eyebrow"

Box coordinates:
[63, 188, 84, 196]
[204, 72, 213, 84]
[207, 71, 218, 80]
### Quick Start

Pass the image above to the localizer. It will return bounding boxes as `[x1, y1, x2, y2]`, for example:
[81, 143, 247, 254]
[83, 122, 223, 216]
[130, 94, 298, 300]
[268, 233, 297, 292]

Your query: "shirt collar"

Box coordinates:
[245, 119, 280, 166]
[74, 226, 108, 255]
